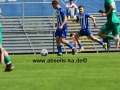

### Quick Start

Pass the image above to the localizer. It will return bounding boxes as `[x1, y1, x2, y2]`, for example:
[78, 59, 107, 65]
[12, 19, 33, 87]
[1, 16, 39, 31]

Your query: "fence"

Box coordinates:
[0, 2, 55, 31]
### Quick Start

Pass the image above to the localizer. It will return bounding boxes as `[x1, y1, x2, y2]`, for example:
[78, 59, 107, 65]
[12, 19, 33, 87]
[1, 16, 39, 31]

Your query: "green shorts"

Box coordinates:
[100, 22, 120, 35]
[0, 24, 2, 45]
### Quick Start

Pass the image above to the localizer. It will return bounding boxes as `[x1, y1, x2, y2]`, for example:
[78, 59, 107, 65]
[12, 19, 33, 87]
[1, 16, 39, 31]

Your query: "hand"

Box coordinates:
[72, 18, 76, 22]
[98, 10, 104, 13]
[94, 23, 98, 28]
[98, 10, 107, 17]
[58, 25, 63, 30]
[102, 13, 107, 17]
[55, 23, 57, 27]
[72, 5, 75, 8]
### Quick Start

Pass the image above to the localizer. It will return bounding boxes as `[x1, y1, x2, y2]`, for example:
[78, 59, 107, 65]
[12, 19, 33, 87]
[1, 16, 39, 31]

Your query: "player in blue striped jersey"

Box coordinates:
[52, 0, 75, 55]
[73, 6, 107, 52]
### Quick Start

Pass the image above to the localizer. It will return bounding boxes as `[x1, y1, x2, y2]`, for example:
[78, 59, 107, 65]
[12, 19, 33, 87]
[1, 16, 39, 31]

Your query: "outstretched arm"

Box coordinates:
[89, 15, 97, 28]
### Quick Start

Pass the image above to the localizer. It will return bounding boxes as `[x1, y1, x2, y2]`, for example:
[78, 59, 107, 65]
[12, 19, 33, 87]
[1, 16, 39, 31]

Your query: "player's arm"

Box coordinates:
[99, 10, 105, 13]
[58, 16, 67, 30]
[106, 4, 114, 16]
[89, 15, 97, 28]
[72, 16, 79, 23]
[99, 4, 114, 17]
[55, 23, 57, 26]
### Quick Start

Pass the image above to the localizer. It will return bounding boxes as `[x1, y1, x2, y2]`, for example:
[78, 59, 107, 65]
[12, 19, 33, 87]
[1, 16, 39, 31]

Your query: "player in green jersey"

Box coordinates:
[0, 24, 14, 72]
[98, 0, 120, 49]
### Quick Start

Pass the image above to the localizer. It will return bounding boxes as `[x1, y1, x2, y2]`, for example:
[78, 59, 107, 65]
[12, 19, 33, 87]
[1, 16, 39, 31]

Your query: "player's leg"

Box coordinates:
[75, 33, 83, 48]
[0, 45, 4, 64]
[98, 22, 119, 41]
[88, 34, 101, 43]
[73, 44, 78, 54]
[87, 34, 107, 51]
[114, 35, 119, 49]
[3, 48, 14, 72]
[0, 24, 4, 64]
[0, 45, 14, 72]
[60, 37, 75, 55]
[56, 36, 62, 56]
[112, 23, 120, 49]
[59, 28, 75, 55]
[0, 24, 14, 72]
[60, 37, 73, 49]
[0, 28, 4, 64]
[55, 30, 62, 56]
[75, 30, 84, 52]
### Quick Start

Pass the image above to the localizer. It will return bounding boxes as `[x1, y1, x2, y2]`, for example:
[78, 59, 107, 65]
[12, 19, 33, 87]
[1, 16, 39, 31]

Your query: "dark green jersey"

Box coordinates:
[105, 0, 120, 23]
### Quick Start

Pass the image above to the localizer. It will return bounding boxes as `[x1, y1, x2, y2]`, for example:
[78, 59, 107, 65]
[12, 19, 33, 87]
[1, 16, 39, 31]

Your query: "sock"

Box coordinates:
[106, 35, 114, 40]
[57, 46, 62, 54]
[99, 40, 104, 45]
[78, 44, 83, 48]
[67, 43, 74, 49]
[4, 56, 11, 65]
[113, 37, 119, 41]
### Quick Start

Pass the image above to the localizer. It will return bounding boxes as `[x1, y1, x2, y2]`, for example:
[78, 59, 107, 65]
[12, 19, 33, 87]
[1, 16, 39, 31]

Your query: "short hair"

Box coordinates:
[78, 6, 84, 9]
[70, 33, 73, 37]
[69, 0, 73, 1]
[52, 0, 59, 5]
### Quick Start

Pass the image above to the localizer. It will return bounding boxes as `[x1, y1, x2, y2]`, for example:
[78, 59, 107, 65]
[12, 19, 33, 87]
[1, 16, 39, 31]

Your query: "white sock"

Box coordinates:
[113, 37, 119, 41]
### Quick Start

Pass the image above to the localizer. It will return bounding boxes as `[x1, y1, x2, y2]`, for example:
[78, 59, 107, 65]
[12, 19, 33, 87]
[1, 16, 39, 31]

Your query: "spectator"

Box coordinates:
[66, 0, 78, 19]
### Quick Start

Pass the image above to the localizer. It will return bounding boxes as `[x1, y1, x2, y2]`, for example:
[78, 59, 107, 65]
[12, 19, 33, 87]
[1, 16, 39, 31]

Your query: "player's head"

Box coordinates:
[69, 0, 73, 5]
[70, 33, 74, 38]
[52, 0, 59, 9]
[78, 6, 84, 14]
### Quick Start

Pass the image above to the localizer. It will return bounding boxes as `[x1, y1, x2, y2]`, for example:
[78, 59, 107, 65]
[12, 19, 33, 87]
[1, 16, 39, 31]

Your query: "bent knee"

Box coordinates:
[98, 32, 101, 37]
[60, 38, 66, 43]
[98, 30, 103, 37]
[75, 33, 80, 39]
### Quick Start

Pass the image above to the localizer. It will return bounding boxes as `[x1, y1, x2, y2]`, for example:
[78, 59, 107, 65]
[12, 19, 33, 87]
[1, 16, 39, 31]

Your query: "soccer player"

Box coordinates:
[52, 0, 75, 56]
[73, 6, 107, 52]
[98, 0, 120, 49]
[0, 23, 14, 72]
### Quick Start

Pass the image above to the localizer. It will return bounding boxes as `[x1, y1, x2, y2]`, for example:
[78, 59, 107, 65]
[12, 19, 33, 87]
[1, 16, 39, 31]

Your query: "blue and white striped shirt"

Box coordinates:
[77, 12, 90, 29]
[55, 7, 67, 28]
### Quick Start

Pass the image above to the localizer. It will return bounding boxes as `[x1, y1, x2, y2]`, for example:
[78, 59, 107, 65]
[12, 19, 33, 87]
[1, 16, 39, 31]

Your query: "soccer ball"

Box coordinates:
[40, 49, 48, 56]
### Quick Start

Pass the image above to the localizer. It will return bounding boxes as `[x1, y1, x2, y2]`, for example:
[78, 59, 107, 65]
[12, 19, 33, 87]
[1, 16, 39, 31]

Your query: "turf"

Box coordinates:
[0, 53, 120, 90]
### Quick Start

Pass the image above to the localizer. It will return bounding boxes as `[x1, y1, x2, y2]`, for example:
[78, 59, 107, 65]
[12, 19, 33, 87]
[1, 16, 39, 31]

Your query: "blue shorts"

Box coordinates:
[55, 26, 68, 38]
[78, 28, 92, 36]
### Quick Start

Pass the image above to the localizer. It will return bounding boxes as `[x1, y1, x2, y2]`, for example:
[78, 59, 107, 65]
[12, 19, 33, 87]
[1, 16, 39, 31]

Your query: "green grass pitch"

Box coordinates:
[0, 53, 120, 90]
